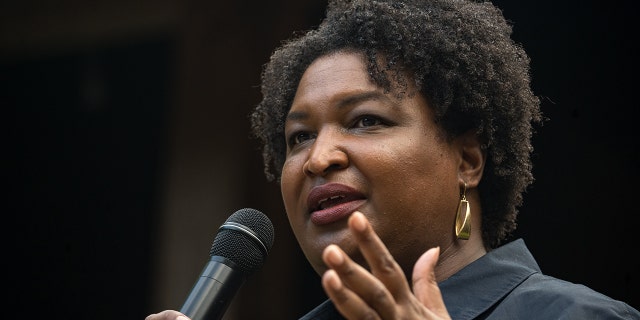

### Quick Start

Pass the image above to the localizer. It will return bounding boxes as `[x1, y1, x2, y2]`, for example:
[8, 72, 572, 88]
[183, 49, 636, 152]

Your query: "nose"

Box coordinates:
[302, 130, 348, 177]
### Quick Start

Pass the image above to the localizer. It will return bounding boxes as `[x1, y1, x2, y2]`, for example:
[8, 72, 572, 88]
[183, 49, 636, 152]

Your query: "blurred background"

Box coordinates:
[2, 0, 638, 319]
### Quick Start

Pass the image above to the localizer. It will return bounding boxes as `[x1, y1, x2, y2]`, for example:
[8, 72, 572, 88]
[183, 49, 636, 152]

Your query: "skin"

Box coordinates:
[146, 51, 488, 320]
[280, 51, 487, 318]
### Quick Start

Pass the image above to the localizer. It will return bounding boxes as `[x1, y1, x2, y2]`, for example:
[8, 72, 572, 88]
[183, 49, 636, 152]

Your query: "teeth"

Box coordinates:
[318, 195, 344, 209]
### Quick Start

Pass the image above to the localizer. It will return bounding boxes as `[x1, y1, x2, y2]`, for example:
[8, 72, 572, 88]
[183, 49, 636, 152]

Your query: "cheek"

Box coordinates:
[406, 151, 457, 204]
[368, 141, 451, 190]
[280, 160, 302, 210]
[367, 143, 458, 219]
[368, 149, 459, 260]
[280, 157, 304, 216]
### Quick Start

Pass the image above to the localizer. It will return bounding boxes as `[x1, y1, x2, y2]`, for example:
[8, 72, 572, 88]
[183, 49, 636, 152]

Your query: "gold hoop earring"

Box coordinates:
[455, 182, 471, 240]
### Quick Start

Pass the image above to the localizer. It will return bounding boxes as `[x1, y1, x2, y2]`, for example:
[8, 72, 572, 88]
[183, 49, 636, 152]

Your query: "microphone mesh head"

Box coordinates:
[209, 208, 275, 274]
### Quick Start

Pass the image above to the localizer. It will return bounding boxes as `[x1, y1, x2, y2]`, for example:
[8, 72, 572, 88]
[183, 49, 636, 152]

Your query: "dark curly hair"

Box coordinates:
[250, 0, 542, 249]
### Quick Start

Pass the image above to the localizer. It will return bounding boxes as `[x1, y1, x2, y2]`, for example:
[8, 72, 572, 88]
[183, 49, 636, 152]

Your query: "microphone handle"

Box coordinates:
[180, 256, 246, 320]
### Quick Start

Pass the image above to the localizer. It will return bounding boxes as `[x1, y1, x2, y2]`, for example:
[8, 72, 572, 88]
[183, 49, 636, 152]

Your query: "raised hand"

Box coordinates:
[321, 211, 451, 319]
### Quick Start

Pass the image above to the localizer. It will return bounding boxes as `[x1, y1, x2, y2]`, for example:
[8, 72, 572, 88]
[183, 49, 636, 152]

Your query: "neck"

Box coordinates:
[435, 236, 486, 282]
[434, 196, 487, 282]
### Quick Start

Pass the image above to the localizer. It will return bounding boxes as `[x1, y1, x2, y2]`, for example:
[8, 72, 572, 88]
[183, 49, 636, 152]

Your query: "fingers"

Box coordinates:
[322, 267, 383, 320]
[322, 244, 395, 319]
[412, 247, 449, 316]
[321, 211, 410, 319]
[145, 310, 189, 320]
[348, 211, 412, 297]
[322, 211, 451, 319]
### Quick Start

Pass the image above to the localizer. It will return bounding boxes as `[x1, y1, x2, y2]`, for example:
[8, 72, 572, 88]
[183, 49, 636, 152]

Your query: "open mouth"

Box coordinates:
[307, 183, 366, 215]
[308, 191, 367, 225]
[316, 195, 349, 210]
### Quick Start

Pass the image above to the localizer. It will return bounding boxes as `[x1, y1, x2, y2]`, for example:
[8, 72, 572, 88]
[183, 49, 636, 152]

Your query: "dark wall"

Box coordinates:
[3, 39, 174, 318]
[2, 1, 638, 319]
[496, 0, 639, 309]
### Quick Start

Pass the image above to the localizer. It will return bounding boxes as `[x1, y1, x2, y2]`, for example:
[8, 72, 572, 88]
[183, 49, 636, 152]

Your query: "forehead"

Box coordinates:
[291, 51, 419, 110]
[292, 52, 373, 102]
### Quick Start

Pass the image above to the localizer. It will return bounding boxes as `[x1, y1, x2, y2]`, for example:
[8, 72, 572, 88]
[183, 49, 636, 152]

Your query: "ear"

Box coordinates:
[454, 130, 486, 188]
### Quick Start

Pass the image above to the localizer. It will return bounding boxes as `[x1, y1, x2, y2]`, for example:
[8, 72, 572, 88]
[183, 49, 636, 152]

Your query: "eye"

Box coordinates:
[287, 131, 316, 147]
[354, 115, 383, 128]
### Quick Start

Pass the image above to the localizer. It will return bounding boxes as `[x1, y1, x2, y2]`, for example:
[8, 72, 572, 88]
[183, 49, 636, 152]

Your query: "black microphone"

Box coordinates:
[179, 208, 275, 320]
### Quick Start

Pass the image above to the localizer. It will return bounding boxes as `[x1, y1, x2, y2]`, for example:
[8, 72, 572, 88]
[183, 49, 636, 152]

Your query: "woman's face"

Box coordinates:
[281, 51, 462, 275]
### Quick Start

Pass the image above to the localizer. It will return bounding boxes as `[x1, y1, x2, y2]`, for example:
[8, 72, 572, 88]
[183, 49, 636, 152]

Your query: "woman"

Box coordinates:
[147, 0, 640, 318]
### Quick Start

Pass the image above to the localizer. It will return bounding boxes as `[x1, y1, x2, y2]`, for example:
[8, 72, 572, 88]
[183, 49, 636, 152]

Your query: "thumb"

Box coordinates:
[412, 247, 449, 316]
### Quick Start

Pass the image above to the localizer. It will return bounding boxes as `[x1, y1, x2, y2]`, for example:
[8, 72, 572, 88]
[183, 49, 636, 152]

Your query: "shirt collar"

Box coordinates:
[438, 238, 541, 320]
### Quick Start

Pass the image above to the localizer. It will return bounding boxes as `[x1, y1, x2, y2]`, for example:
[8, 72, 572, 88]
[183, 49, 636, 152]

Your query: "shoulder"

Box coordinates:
[493, 273, 640, 319]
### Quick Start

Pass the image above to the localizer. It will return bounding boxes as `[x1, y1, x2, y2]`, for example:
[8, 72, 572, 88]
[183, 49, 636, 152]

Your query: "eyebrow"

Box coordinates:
[286, 90, 391, 121]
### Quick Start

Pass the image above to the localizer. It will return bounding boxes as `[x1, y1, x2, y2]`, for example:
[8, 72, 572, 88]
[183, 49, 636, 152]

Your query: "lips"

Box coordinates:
[307, 183, 366, 225]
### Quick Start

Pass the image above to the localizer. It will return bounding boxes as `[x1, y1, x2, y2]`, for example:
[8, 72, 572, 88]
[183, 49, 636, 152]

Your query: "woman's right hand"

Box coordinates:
[321, 211, 451, 319]
[145, 310, 190, 320]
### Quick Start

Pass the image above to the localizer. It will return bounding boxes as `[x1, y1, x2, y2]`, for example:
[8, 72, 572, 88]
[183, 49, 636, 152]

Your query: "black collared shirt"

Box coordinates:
[299, 239, 639, 319]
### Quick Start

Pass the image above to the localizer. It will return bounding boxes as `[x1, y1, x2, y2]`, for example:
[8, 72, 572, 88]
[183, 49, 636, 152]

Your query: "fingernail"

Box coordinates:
[177, 316, 189, 320]
[352, 211, 367, 232]
[326, 245, 344, 265]
[325, 270, 342, 290]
